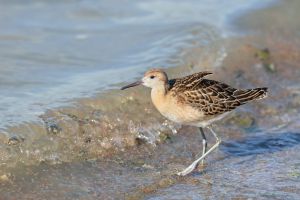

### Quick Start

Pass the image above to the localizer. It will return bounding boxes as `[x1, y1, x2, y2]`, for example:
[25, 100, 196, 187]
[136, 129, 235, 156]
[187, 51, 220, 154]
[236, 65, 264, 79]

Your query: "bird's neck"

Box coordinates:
[151, 84, 169, 109]
[151, 83, 169, 96]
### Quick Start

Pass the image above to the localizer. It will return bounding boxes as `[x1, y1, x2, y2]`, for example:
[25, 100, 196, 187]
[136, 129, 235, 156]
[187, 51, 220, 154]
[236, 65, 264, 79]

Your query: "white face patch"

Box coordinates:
[142, 76, 158, 88]
[142, 77, 151, 88]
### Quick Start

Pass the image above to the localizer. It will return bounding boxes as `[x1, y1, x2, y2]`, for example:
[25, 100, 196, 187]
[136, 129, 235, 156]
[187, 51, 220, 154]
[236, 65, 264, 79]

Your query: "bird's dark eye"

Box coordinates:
[150, 75, 155, 79]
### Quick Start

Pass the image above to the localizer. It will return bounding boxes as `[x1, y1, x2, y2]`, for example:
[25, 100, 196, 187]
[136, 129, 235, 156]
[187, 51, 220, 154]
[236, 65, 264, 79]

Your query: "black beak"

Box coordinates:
[120, 80, 143, 90]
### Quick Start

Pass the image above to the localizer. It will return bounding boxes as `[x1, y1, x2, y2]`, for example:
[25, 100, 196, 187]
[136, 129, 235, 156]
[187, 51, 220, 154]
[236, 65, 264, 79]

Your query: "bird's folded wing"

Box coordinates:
[169, 71, 268, 116]
[168, 71, 213, 91]
[171, 76, 242, 115]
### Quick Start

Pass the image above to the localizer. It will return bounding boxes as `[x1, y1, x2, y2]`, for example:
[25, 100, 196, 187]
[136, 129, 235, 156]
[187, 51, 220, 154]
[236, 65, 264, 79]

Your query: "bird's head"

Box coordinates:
[121, 69, 168, 90]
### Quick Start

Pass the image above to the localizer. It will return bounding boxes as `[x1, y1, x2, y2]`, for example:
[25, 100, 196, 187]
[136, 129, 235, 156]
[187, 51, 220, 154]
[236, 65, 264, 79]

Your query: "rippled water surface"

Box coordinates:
[0, 0, 274, 128]
[1, 0, 300, 199]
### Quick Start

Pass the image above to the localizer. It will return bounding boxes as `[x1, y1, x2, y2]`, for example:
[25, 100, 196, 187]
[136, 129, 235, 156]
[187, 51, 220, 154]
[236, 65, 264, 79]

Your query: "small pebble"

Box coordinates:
[8, 136, 24, 145]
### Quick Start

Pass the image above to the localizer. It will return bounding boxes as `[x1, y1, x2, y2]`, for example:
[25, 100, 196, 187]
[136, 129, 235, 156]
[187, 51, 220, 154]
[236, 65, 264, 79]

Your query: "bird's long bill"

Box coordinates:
[120, 80, 142, 90]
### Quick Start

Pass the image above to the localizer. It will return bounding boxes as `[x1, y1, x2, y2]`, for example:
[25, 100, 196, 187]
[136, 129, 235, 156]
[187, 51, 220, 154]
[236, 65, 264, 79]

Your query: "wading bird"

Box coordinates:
[121, 69, 267, 176]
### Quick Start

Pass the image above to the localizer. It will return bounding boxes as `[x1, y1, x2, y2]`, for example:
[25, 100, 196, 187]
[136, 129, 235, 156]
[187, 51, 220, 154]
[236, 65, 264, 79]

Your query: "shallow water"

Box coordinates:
[1, 125, 300, 199]
[1, 0, 300, 199]
[0, 0, 274, 128]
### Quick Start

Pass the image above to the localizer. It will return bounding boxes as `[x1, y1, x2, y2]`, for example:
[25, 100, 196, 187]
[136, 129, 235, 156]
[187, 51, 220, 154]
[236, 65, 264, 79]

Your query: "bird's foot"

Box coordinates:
[197, 162, 207, 171]
[177, 160, 199, 176]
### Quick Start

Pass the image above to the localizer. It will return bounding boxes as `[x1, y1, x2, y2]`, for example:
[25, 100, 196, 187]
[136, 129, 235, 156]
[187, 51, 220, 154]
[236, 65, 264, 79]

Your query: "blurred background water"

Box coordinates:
[1, 0, 300, 199]
[0, 0, 274, 128]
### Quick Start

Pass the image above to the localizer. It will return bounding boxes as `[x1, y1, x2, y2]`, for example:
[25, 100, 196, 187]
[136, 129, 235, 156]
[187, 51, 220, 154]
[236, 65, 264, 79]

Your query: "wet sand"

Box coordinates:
[1, 0, 300, 199]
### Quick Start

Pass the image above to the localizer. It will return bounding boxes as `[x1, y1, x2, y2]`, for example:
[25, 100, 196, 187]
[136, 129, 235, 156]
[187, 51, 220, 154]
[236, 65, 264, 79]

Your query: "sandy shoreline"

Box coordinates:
[1, 1, 300, 199]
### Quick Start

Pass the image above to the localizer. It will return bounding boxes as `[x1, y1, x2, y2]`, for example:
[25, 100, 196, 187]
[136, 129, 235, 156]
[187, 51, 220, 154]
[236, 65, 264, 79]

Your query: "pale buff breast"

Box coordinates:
[151, 89, 205, 125]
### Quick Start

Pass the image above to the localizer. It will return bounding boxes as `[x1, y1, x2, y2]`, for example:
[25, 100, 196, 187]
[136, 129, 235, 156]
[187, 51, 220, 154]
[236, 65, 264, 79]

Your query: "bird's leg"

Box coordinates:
[199, 127, 207, 166]
[207, 126, 221, 144]
[177, 126, 221, 176]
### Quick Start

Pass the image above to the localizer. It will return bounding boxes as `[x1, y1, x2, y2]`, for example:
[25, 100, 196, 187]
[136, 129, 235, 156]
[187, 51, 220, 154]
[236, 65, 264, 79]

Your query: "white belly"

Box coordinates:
[159, 105, 203, 124]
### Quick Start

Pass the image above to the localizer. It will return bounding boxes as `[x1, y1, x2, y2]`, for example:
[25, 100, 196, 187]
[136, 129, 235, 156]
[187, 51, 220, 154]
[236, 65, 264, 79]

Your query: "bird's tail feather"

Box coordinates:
[233, 87, 268, 103]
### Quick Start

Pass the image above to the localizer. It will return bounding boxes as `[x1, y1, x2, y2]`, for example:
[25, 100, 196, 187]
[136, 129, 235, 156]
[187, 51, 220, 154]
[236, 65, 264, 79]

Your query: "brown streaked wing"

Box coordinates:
[170, 76, 242, 115]
[168, 71, 268, 116]
[168, 71, 213, 92]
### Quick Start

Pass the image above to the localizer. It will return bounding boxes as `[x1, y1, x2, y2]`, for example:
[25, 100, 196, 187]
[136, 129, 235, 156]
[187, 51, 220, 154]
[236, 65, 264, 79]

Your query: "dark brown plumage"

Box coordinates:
[169, 71, 268, 115]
